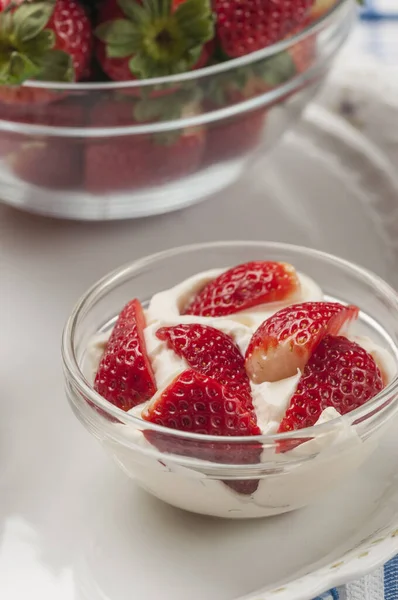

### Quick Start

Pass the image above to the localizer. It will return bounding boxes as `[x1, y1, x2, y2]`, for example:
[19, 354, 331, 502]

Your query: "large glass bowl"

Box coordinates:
[62, 241, 398, 518]
[0, 0, 355, 220]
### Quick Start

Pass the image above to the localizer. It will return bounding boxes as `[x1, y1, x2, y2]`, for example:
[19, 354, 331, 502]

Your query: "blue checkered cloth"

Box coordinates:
[357, 0, 398, 64]
[361, 0, 398, 21]
[316, 557, 398, 599]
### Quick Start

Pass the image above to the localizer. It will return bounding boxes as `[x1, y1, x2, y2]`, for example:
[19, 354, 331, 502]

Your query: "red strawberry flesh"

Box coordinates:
[214, 0, 315, 58]
[204, 108, 266, 165]
[94, 299, 157, 411]
[156, 324, 253, 408]
[143, 368, 261, 494]
[184, 261, 300, 317]
[143, 369, 262, 494]
[48, 0, 93, 81]
[0, 0, 92, 85]
[84, 97, 205, 194]
[245, 301, 359, 383]
[144, 369, 259, 436]
[278, 335, 384, 433]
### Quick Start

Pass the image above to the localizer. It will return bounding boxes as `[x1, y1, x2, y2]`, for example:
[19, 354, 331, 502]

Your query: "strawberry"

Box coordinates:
[203, 54, 296, 164]
[94, 298, 157, 411]
[310, 0, 335, 20]
[288, 30, 317, 74]
[214, 0, 315, 59]
[2, 97, 85, 189]
[144, 369, 259, 436]
[143, 369, 261, 494]
[245, 302, 359, 384]
[85, 94, 205, 193]
[278, 335, 384, 433]
[0, 87, 65, 107]
[85, 135, 154, 193]
[184, 261, 300, 318]
[204, 71, 268, 164]
[45, 0, 93, 80]
[0, 0, 93, 90]
[0, 0, 23, 10]
[204, 107, 267, 165]
[156, 324, 253, 408]
[95, 0, 214, 81]
[7, 139, 83, 189]
[0, 94, 85, 126]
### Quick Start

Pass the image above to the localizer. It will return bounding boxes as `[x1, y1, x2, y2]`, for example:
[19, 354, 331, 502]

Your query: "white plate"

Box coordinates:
[2, 105, 398, 600]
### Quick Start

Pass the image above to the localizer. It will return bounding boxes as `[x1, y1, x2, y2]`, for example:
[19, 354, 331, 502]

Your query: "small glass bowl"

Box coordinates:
[0, 0, 354, 220]
[62, 241, 398, 518]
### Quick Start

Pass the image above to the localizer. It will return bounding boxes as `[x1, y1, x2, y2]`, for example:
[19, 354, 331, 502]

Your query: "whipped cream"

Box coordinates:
[85, 268, 397, 517]
[86, 268, 395, 434]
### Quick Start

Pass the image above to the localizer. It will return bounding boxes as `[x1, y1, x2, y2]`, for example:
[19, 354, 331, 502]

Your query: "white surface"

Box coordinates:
[3, 106, 398, 599]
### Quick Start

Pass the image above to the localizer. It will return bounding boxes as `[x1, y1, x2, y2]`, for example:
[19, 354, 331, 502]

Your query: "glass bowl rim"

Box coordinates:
[61, 239, 398, 445]
[23, 0, 347, 92]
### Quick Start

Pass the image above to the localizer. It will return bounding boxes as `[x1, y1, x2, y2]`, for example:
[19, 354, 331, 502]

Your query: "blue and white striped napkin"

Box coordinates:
[357, 0, 398, 64]
[361, 0, 398, 21]
[316, 557, 398, 600]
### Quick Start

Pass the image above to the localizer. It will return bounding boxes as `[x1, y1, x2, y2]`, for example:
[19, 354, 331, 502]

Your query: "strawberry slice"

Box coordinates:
[144, 369, 259, 436]
[245, 301, 359, 383]
[94, 299, 157, 411]
[143, 369, 261, 495]
[184, 261, 300, 317]
[278, 335, 384, 433]
[156, 324, 253, 408]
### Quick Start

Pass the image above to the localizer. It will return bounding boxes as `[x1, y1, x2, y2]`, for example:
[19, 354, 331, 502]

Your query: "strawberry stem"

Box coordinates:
[96, 0, 214, 78]
[0, 0, 74, 84]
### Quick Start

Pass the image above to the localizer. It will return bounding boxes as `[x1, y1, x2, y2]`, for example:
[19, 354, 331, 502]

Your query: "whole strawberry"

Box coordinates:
[214, 0, 315, 58]
[203, 53, 296, 163]
[84, 91, 205, 193]
[95, 0, 214, 81]
[0, 0, 92, 87]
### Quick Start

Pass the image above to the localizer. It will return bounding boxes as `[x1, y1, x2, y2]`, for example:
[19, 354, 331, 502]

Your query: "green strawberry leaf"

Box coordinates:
[36, 49, 74, 82]
[129, 45, 203, 77]
[117, 0, 154, 25]
[174, 0, 213, 45]
[96, 19, 142, 58]
[10, 52, 40, 82]
[96, 0, 214, 78]
[13, 1, 55, 42]
[0, 0, 73, 84]
[254, 51, 296, 86]
[205, 67, 251, 106]
[96, 19, 137, 45]
[19, 29, 55, 57]
[0, 51, 40, 85]
[0, 10, 14, 37]
[133, 85, 201, 122]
